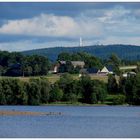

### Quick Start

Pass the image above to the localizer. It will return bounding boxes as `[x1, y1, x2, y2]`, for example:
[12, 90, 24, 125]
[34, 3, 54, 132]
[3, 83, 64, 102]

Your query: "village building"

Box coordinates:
[119, 65, 137, 77]
[119, 65, 137, 71]
[51, 60, 85, 73]
[98, 66, 113, 75]
[71, 61, 85, 68]
[122, 71, 136, 78]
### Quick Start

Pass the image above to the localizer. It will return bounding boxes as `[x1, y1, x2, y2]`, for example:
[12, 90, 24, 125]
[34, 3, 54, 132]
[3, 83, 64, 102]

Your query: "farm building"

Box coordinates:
[98, 66, 113, 75]
[122, 72, 136, 78]
[119, 65, 137, 77]
[52, 60, 85, 73]
[59, 61, 85, 68]
[71, 61, 85, 68]
[119, 65, 137, 70]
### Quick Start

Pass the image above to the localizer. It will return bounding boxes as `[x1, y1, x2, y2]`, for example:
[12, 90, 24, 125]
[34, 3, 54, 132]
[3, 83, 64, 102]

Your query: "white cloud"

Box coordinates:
[0, 13, 102, 38]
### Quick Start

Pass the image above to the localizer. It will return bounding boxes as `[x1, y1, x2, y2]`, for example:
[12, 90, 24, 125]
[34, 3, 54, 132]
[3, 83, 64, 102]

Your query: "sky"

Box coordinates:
[0, 2, 140, 51]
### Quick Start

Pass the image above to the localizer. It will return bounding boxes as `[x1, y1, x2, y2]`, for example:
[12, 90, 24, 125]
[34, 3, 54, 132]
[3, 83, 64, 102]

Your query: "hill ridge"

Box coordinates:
[21, 44, 140, 61]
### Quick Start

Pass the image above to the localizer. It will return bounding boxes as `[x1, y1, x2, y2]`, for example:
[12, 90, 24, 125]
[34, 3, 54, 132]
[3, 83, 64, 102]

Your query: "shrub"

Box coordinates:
[106, 94, 126, 105]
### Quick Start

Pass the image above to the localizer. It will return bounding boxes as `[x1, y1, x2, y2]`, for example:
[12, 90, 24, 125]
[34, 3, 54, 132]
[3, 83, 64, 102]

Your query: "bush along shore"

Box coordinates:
[0, 73, 140, 106]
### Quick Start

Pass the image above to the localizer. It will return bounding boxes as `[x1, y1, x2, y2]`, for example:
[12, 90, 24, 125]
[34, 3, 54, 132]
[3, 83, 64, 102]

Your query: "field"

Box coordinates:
[0, 74, 119, 83]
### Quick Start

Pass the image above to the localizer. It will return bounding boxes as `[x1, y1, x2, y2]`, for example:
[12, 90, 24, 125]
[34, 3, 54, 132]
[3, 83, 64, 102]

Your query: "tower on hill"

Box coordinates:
[79, 37, 83, 47]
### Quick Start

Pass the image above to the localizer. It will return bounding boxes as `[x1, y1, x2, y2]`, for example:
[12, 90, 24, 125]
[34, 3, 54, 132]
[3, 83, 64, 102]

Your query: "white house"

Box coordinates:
[98, 66, 113, 75]
[122, 72, 136, 78]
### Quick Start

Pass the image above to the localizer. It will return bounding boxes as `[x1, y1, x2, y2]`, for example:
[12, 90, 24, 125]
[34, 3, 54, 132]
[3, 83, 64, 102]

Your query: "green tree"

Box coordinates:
[125, 76, 135, 104]
[119, 76, 127, 94]
[40, 77, 51, 103]
[25, 66, 33, 76]
[0, 65, 4, 76]
[57, 52, 71, 61]
[1, 78, 13, 104]
[50, 83, 63, 102]
[34, 64, 41, 75]
[58, 73, 78, 102]
[10, 79, 28, 105]
[28, 81, 41, 105]
[0, 80, 6, 104]
[79, 75, 97, 104]
[132, 74, 140, 105]
[93, 80, 107, 103]
[107, 75, 118, 93]
[108, 54, 121, 74]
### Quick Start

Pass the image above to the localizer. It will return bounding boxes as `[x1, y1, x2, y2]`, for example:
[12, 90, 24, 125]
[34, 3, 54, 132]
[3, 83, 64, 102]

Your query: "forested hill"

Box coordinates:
[21, 44, 140, 61]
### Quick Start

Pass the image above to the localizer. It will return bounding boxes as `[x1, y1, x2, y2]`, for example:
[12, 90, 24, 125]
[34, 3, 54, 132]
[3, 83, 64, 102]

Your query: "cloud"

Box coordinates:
[0, 13, 102, 38]
[0, 5, 138, 39]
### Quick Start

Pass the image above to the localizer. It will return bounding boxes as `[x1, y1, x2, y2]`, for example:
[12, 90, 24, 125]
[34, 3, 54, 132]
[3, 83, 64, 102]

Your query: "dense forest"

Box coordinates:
[22, 44, 140, 61]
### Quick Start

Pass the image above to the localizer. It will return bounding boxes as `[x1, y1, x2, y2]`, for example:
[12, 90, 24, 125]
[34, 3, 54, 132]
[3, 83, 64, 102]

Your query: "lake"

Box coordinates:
[0, 105, 140, 138]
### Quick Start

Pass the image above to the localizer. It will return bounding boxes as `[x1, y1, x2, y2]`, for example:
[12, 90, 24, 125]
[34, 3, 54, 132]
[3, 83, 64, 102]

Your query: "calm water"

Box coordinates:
[0, 105, 140, 138]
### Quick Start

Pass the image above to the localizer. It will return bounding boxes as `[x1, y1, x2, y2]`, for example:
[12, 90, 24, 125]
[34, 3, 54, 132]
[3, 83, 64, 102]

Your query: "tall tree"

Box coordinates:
[108, 53, 121, 74]
[79, 75, 97, 104]
[108, 75, 118, 93]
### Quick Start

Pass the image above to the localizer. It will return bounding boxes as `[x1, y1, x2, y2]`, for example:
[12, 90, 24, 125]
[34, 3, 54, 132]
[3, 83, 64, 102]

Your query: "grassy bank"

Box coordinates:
[0, 74, 119, 83]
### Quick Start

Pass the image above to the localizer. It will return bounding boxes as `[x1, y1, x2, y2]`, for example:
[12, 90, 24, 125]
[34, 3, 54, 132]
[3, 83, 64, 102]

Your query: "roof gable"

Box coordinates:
[101, 66, 109, 73]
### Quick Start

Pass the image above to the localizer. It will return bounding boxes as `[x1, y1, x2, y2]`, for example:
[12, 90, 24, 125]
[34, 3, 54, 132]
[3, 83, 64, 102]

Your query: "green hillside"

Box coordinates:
[22, 44, 140, 61]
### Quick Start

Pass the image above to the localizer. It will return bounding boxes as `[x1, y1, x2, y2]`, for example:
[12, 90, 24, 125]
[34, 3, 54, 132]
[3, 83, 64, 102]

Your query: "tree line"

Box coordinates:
[0, 51, 50, 76]
[0, 73, 140, 105]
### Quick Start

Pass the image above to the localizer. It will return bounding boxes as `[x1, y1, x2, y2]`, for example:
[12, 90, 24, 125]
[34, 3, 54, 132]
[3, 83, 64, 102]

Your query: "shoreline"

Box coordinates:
[41, 102, 130, 107]
[0, 102, 132, 107]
